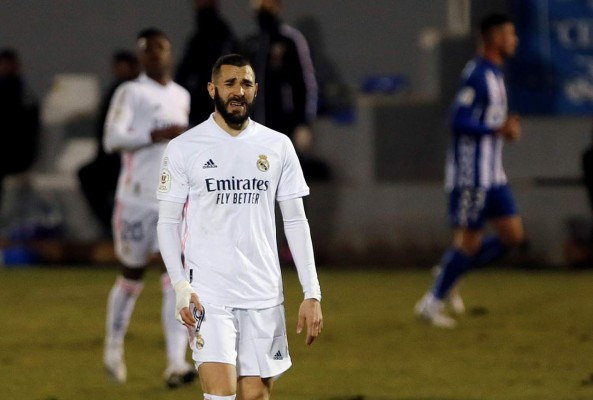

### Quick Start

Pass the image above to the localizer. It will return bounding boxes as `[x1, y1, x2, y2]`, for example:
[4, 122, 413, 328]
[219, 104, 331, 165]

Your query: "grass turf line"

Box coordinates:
[1, 266, 592, 400]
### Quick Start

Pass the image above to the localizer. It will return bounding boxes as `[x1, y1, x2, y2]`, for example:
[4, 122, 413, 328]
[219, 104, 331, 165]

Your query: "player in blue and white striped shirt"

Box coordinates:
[415, 13, 527, 328]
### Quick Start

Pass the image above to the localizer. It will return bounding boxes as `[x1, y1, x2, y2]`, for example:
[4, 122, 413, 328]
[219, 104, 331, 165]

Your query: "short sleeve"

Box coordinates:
[276, 137, 309, 202]
[450, 68, 495, 137]
[156, 141, 189, 203]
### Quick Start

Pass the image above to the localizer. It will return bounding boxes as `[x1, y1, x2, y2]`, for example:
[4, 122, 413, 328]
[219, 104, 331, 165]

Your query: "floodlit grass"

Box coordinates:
[1, 265, 593, 400]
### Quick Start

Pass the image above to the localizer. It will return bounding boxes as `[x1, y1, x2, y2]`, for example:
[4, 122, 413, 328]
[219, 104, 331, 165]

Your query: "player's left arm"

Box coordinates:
[450, 73, 495, 137]
[288, 29, 318, 154]
[279, 197, 323, 345]
[289, 36, 317, 126]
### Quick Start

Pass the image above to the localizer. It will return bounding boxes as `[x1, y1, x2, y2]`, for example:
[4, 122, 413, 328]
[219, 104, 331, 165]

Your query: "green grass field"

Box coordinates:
[1, 265, 593, 400]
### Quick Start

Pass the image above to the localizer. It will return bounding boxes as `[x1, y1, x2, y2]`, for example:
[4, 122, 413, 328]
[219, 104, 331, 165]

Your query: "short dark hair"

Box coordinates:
[136, 27, 169, 42]
[211, 54, 254, 80]
[479, 13, 513, 38]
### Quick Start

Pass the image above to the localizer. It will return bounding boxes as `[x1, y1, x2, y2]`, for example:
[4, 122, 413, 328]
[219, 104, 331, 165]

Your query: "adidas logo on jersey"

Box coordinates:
[203, 159, 217, 169]
[273, 350, 283, 360]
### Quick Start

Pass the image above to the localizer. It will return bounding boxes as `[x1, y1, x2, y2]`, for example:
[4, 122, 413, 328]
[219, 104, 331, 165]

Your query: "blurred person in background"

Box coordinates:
[0, 48, 40, 211]
[176, 0, 240, 127]
[77, 50, 139, 237]
[243, 0, 330, 182]
[102, 28, 195, 388]
[414, 13, 527, 328]
[244, 0, 331, 265]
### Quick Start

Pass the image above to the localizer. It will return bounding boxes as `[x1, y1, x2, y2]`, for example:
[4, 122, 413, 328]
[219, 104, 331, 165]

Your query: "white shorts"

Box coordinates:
[112, 199, 159, 267]
[189, 302, 292, 379]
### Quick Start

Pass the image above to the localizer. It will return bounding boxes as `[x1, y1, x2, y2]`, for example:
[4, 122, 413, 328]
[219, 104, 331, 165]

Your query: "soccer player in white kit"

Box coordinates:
[102, 28, 196, 388]
[157, 54, 323, 400]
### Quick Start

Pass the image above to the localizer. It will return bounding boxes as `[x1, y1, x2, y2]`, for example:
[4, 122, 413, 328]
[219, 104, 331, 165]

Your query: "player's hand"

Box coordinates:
[173, 281, 202, 327]
[297, 298, 323, 345]
[498, 114, 521, 142]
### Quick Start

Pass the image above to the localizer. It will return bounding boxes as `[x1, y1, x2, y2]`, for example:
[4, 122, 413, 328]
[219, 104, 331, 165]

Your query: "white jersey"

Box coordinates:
[104, 74, 190, 204]
[157, 116, 309, 309]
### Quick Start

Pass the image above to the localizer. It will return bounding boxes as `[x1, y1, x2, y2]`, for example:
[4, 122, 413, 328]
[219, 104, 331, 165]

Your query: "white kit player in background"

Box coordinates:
[102, 28, 196, 388]
[157, 54, 323, 400]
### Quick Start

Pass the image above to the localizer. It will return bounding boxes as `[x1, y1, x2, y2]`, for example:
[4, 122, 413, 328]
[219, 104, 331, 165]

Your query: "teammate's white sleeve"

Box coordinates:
[279, 197, 321, 301]
[103, 84, 152, 153]
[157, 199, 187, 286]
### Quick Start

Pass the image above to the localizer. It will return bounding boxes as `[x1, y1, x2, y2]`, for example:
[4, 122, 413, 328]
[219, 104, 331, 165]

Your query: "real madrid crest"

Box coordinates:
[256, 154, 270, 172]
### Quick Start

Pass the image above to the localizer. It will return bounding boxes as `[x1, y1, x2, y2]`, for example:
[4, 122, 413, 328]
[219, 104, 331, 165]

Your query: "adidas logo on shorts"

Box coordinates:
[203, 159, 217, 169]
[273, 350, 283, 360]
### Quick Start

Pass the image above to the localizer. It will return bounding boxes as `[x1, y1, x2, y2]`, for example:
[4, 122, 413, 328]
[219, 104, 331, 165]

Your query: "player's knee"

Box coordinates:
[237, 377, 273, 400]
[456, 238, 482, 257]
[453, 232, 482, 256]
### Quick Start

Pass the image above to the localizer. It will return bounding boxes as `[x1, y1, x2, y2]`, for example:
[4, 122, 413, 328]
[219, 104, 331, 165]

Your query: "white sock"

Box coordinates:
[105, 276, 144, 350]
[161, 272, 190, 370]
[204, 395, 236, 400]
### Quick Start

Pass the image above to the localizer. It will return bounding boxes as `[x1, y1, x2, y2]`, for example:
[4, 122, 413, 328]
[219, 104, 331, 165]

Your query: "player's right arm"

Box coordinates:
[157, 199, 201, 327]
[103, 83, 152, 153]
[156, 141, 201, 326]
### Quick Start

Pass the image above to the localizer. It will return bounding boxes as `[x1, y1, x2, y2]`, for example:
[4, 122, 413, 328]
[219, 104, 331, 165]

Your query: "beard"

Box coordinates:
[214, 88, 253, 126]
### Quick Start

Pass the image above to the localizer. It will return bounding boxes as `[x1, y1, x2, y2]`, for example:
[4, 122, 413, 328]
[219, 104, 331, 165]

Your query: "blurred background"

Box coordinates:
[1, 0, 592, 268]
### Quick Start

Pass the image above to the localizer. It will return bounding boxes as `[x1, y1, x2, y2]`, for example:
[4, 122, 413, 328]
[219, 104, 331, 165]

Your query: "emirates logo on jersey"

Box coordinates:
[205, 176, 270, 205]
[256, 155, 270, 172]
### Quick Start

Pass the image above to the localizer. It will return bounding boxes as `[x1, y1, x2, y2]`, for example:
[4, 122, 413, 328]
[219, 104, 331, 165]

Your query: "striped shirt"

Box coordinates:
[445, 57, 508, 190]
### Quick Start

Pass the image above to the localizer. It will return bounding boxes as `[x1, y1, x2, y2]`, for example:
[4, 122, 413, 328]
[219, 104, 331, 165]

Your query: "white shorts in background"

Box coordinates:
[112, 199, 159, 267]
[189, 302, 292, 379]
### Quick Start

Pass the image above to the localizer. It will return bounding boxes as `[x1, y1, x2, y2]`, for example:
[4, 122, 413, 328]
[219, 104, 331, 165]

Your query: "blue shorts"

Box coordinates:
[448, 185, 518, 230]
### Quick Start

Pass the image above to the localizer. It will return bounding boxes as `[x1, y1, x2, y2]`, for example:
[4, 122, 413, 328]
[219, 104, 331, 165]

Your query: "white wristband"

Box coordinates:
[173, 281, 195, 324]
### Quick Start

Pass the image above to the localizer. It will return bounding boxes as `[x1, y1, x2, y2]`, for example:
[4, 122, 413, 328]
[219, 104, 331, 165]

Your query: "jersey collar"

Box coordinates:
[209, 115, 255, 139]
